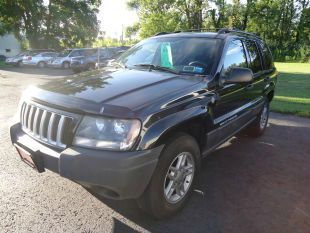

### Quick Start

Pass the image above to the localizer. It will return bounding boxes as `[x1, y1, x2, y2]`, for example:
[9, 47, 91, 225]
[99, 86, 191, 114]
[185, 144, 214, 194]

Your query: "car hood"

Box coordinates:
[28, 69, 206, 117]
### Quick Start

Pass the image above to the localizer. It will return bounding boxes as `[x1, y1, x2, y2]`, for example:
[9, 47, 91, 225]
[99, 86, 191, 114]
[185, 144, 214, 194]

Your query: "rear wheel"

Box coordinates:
[87, 63, 96, 71]
[62, 62, 70, 69]
[246, 99, 269, 137]
[138, 133, 200, 219]
[38, 61, 46, 68]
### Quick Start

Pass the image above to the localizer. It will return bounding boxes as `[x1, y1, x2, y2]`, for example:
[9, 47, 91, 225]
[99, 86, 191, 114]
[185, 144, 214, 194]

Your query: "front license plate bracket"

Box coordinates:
[14, 143, 45, 173]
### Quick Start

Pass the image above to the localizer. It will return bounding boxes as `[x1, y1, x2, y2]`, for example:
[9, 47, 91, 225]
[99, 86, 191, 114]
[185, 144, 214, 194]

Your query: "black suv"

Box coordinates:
[10, 29, 277, 219]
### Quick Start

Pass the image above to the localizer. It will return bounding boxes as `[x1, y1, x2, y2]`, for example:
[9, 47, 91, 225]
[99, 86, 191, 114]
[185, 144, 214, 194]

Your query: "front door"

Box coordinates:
[207, 39, 252, 150]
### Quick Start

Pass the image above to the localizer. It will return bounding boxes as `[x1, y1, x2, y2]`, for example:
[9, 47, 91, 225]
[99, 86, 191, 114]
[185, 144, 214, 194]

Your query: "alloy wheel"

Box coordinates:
[163, 152, 195, 204]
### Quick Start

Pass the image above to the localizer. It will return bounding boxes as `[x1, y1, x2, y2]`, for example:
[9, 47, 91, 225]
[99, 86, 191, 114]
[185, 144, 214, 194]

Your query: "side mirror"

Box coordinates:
[223, 67, 253, 85]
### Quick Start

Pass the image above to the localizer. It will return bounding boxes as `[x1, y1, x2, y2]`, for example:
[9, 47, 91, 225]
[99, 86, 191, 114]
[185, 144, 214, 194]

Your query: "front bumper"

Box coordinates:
[6, 60, 20, 65]
[10, 123, 163, 200]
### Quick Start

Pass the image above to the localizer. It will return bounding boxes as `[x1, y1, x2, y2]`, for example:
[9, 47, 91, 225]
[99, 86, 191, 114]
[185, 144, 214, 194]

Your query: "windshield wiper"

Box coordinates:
[134, 63, 180, 74]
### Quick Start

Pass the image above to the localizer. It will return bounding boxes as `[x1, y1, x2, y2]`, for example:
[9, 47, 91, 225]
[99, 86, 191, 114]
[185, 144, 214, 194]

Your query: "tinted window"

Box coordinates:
[82, 49, 97, 56]
[245, 40, 262, 73]
[222, 40, 247, 76]
[259, 42, 273, 70]
[42, 53, 54, 57]
[58, 50, 72, 57]
[69, 50, 81, 57]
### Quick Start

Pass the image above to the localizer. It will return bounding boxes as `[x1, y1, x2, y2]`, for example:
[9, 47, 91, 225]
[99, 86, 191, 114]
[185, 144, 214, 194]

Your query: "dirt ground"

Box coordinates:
[0, 67, 309, 233]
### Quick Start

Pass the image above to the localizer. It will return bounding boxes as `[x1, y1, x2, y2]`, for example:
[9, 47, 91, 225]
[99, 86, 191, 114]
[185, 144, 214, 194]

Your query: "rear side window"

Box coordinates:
[69, 50, 81, 57]
[222, 39, 247, 76]
[245, 40, 262, 73]
[259, 42, 273, 70]
[83, 49, 97, 56]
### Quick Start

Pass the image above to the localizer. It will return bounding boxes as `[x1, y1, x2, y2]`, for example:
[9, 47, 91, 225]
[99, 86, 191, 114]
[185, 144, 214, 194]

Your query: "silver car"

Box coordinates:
[6, 50, 55, 67]
[22, 52, 58, 68]
[48, 48, 97, 69]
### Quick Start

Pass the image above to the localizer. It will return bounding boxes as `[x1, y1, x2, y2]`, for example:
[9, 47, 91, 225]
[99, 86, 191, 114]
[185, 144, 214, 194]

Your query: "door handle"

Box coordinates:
[245, 83, 254, 90]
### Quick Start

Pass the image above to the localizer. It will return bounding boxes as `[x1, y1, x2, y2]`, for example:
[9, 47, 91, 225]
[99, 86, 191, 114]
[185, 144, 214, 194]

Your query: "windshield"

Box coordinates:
[16, 52, 26, 57]
[116, 37, 220, 75]
[58, 49, 72, 57]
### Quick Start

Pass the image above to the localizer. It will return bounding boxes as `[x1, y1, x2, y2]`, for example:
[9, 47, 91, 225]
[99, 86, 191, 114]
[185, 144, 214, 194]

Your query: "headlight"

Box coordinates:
[73, 116, 141, 151]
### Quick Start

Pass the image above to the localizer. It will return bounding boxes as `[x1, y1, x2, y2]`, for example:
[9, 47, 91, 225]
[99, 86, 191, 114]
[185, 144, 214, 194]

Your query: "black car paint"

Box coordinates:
[10, 32, 277, 199]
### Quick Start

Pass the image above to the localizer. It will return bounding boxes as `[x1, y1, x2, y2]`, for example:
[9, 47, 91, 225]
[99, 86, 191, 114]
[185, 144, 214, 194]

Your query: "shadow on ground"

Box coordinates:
[89, 122, 310, 233]
[0, 66, 73, 77]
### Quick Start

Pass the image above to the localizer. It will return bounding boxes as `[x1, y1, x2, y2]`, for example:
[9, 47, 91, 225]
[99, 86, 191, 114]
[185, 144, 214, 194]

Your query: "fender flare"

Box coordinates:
[137, 105, 211, 150]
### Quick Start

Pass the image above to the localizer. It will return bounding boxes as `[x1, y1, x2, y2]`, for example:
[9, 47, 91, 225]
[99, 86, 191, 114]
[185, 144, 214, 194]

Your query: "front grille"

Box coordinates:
[20, 102, 73, 148]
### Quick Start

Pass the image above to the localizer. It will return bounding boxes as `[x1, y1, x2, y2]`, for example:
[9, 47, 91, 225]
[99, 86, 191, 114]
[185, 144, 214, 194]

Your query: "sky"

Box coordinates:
[98, 0, 138, 39]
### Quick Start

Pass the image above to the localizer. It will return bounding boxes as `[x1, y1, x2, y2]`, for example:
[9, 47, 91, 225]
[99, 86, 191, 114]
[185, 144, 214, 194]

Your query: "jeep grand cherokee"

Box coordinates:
[10, 29, 277, 219]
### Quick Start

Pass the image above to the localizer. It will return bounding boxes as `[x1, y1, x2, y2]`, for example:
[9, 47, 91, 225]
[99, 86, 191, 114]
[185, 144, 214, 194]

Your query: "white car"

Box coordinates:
[5, 50, 54, 67]
[22, 52, 58, 68]
[48, 48, 97, 69]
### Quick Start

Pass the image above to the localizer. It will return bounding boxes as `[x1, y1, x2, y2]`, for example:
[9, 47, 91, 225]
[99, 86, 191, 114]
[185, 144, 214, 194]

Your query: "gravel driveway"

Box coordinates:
[0, 67, 309, 233]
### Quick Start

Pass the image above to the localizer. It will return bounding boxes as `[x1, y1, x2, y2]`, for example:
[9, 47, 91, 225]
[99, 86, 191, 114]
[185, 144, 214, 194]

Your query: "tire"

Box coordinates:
[246, 98, 270, 137]
[17, 61, 22, 67]
[72, 68, 81, 73]
[138, 133, 201, 219]
[38, 61, 46, 68]
[87, 63, 96, 71]
[62, 62, 70, 69]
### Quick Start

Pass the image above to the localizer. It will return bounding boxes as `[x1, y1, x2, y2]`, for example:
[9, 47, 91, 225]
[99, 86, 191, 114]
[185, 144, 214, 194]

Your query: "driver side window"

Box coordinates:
[222, 40, 247, 77]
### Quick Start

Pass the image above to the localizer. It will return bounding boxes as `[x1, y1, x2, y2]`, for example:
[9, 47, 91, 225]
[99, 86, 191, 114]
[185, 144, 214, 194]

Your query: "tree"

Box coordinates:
[125, 23, 140, 39]
[127, 0, 209, 38]
[0, 0, 101, 49]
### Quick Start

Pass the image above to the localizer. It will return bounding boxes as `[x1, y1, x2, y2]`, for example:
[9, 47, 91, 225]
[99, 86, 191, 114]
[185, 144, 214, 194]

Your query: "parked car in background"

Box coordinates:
[48, 48, 97, 69]
[97, 46, 130, 69]
[5, 49, 55, 67]
[22, 52, 58, 68]
[71, 46, 130, 73]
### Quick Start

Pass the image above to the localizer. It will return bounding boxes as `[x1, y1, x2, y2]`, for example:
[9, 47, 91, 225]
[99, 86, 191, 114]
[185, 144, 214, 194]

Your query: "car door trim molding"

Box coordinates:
[213, 96, 263, 125]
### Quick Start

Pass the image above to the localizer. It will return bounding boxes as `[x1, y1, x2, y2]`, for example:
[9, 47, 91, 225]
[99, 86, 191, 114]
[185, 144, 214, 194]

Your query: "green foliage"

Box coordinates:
[92, 38, 138, 47]
[128, 0, 310, 62]
[125, 23, 140, 39]
[0, 0, 101, 49]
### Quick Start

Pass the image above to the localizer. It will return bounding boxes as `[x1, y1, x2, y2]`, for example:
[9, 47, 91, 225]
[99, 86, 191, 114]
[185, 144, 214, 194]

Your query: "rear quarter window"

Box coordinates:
[258, 42, 274, 70]
[245, 40, 263, 73]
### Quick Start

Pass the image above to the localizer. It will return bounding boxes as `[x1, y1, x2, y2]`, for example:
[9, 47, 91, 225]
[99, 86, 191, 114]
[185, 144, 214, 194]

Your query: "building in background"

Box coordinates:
[0, 33, 21, 58]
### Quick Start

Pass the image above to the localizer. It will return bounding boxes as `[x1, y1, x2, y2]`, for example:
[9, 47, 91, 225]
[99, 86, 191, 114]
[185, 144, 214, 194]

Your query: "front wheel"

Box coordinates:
[138, 133, 200, 219]
[246, 99, 270, 137]
[17, 61, 23, 67]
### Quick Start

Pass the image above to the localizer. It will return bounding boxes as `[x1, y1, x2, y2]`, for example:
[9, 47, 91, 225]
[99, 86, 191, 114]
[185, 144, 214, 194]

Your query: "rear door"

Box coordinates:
[244, 39, 265, 102]
[257, 41, 277, 94]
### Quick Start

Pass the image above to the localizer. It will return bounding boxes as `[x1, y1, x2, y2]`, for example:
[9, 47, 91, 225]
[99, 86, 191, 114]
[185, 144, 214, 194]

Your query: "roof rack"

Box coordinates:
[217, 28, 262, 40]
[153, 28, 262, 40]
[154, 28, 220, 36]
[154, 32, 171, 36]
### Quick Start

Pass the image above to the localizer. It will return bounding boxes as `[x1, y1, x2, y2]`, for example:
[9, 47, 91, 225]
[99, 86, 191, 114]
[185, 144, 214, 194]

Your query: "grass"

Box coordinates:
[0, 60, 7, 68]
[271, 62, 310, 117]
